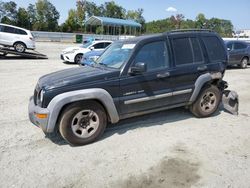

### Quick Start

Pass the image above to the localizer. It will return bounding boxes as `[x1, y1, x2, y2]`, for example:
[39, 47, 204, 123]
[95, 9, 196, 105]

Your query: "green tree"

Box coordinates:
[126, 8, 145, 32]
[0, 1, 17, 25]
[62, 9, 78, 32]
[195, 13, 207, 28]
[85, 1, 102, 17]
[16, 8, 29, 29]
[102, 1, 125, 19]
[33, 0, 59, 31]
[27, 4, 37, 30]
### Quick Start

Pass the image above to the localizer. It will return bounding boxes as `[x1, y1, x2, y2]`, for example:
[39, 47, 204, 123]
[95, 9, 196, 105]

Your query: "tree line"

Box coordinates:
[0, 0, 233, 37]
[146, 13, 234, 37]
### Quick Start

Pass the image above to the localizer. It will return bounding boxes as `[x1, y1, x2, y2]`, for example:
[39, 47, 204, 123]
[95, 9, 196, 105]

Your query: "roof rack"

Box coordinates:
[165, 29, 214, 34]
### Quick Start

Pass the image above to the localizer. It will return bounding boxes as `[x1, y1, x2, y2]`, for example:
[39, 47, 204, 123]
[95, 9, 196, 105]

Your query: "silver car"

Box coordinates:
[0, 23, 35, 53]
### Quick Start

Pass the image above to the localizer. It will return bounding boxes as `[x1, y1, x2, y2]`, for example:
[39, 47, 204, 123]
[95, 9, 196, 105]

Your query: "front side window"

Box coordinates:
[93, 43, 105, 49]
[134, 41, 169, 71]
[104, 42, 112, 48]
[234, 42, 247, 50]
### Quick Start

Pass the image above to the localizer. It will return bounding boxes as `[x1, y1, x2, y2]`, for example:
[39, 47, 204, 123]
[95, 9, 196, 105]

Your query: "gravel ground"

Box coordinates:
[0, 42, 250, 188]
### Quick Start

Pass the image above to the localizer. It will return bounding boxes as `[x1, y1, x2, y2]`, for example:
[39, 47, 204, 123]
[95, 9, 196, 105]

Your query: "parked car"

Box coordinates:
[29, 30, 230, 146]
[0, 23, 35, 53]
[79, 49, 104, 66]
[225, 40, 250, 68]
[61, 40, 112, 64]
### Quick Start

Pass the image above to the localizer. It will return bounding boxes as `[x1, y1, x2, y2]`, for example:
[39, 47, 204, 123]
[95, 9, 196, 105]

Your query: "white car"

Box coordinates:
[61, 40, 112, 63]
[0, 23, 35, 53]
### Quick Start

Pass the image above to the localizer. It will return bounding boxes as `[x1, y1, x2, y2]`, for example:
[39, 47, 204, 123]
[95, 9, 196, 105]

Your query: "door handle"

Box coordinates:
[197, 65, 207, 71]
[157, 72, 170, 78]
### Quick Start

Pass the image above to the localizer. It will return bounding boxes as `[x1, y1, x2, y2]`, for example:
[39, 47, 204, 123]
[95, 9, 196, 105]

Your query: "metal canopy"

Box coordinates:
[85, 16, 141, 28]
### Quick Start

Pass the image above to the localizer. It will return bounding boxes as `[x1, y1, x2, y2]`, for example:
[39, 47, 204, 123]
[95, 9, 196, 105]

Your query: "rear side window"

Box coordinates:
[202, 36, 225, 61]
[16, 29, 27, 35]
[2, 26, 16, 34]
[234, 42, 247, 50]
[172, 37, 204, 66]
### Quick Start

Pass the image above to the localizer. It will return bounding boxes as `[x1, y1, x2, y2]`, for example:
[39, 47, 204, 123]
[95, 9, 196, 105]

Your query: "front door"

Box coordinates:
[119, 40, 173, 115]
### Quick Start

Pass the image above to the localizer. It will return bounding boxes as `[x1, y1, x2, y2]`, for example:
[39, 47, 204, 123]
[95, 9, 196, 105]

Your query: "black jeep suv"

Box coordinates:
[29, 30, 228, 146]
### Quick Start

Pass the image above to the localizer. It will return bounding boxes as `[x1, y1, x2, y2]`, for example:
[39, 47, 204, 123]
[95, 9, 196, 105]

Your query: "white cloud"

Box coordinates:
[166, 7, 177, 12]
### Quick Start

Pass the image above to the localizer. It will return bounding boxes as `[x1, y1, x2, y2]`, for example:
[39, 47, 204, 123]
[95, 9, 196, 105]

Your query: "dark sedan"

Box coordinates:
[225, 40, 250, 69]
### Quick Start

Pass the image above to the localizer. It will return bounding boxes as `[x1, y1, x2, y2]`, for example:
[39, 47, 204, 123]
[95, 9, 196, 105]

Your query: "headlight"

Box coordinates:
[37, 89, 44, 106]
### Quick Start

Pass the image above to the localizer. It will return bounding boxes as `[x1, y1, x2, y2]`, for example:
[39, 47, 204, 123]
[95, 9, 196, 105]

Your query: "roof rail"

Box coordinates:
[165, 29, 214, 34]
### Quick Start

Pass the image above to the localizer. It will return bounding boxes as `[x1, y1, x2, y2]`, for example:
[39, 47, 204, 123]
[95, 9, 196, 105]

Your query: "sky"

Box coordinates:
[3, 0, 250, 30]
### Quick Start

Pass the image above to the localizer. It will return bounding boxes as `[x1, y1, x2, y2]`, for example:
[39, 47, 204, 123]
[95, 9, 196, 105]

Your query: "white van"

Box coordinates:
[0, 23, 35, 53]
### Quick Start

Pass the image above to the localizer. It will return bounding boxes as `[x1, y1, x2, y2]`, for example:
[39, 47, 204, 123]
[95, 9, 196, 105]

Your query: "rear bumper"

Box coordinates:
[28, 96, 50, 133]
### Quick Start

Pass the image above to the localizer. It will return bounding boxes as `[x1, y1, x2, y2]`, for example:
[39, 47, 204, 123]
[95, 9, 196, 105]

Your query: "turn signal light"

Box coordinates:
[35, 113, 48, 119]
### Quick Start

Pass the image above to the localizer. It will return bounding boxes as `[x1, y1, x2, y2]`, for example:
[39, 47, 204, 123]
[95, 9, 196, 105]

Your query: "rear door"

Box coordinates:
[169, 35, 205, 104]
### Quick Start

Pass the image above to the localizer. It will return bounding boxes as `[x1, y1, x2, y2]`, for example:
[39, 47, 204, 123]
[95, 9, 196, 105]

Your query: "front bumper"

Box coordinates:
[28, 96, 50, 132]
[60, 53, 74, 62]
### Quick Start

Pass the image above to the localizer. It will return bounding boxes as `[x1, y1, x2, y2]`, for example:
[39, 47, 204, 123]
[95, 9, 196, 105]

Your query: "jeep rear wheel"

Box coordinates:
[59, 101, 107, 146]
[190, 85, 221, 118]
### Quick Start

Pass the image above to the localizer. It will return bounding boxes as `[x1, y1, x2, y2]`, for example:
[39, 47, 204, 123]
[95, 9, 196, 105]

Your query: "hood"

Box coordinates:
[38, 66, 118, 90]
[62, 46, 81, 52]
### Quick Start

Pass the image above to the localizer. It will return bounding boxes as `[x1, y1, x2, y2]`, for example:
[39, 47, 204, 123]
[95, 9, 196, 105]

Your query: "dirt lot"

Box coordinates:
[0, 42, 250, 188]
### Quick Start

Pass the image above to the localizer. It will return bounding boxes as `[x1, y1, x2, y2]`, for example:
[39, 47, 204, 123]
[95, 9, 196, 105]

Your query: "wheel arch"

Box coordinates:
[46, 88, 119, 133]
[241, 56, 249, 62]
[13, 41, 27, 48]
[189, 72, 222, 103]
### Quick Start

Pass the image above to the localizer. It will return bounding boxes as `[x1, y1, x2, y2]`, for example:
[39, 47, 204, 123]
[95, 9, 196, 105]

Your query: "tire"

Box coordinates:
[190, 85, 221, 118]
[74, 54, 83, 64]
[59, 101, 107, 146]
[240, 58, 248, 69]
[14, 42, 26, 53]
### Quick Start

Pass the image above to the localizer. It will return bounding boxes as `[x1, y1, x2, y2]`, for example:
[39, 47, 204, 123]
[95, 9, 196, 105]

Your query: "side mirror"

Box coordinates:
[90, 46, 95, 50]
[130, 62, 147, 75]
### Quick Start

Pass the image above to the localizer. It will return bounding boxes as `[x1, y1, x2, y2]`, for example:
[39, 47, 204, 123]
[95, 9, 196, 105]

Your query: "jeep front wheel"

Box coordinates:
[59, 101, 107, 146]
[190, 85, 221, 118]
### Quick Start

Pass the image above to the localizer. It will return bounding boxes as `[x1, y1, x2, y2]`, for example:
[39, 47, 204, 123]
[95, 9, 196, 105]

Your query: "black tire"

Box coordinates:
[74, 53, 83, 64]
[240, 58, 248, 69]
[14, 42, 26, 53]
[190, 85, 221, 118]
[59, 101, 107, 146]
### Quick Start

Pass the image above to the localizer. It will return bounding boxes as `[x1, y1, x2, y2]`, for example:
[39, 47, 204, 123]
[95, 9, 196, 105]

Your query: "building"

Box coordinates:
[235, 29, 250, 38]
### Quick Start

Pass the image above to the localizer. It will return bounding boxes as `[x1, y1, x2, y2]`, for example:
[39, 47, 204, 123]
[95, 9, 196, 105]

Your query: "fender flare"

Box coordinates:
[189, 72, 222, 103]
[46, 88, 119, 132]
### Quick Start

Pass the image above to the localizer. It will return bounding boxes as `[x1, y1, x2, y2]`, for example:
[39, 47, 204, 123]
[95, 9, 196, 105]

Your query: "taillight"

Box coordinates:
[30, 37, 33, 41]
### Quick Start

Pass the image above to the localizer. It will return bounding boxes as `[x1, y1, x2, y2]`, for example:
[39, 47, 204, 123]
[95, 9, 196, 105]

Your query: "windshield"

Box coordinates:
[96, 42, 135, 69]
[80, 41, 93, 48]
